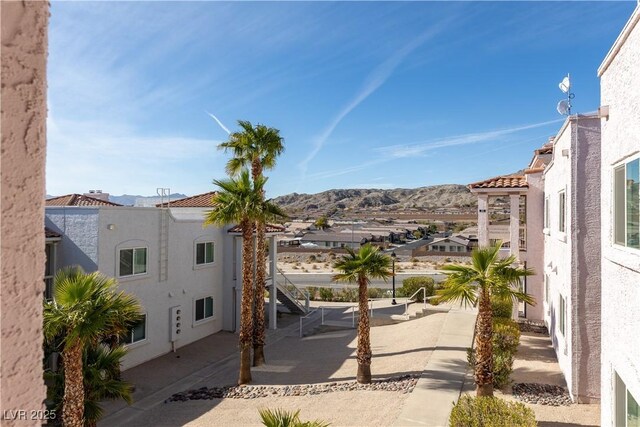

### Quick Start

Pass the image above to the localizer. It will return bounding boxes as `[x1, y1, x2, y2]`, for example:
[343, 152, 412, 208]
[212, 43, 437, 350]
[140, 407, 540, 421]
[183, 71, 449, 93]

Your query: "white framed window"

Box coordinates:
[119, 247, 147, 277]
[195, 241, 215, 265]
[558, 191, 566, 233]
[544, 196, 550, 229]
[616, 372, 640, 427]
[614, 158, 640, 249]
[544, 274, 549, 305]
[558, 295, 566, 336]
[123, 314, 147, 345]
[194, 296, 214, 323]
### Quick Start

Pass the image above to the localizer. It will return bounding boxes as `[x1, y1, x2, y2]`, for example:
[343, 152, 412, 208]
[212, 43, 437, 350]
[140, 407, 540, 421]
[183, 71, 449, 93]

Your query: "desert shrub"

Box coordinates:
[449, 395, 535, 427]
[312, 264, 318, 270]
[429, 297, 440, 306]
[491, 297, 513, 319]
[306, 287, 318, 301]
[292, 265, 299, 270]
[397, 277, 435, 301]
[259, 408, 330, 427]
[467, 318, 521, 388]
[319, 288, 334, 302]
[335, 288, 357, 302]
[444, 257, 452, 263]
[307, 255, 317, 263]
[367, 288, 384, 299]
[411, 257, 419, 263]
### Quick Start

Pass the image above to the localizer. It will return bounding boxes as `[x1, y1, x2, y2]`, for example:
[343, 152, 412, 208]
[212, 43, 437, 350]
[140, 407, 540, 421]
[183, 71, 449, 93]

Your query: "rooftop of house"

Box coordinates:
[227, 224, 285, 234]
[46, 194, 123, 207]
[430, 235, 471, 246]
[155, 191, 217, 208]
[300, 231, 372, 243]
[45, 227, 61, 239]
[468, 174, 528, 190]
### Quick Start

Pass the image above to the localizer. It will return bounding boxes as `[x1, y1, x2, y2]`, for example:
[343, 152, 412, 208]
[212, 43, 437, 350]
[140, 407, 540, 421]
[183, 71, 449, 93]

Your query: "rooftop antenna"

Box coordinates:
[556, 73, 574, 116]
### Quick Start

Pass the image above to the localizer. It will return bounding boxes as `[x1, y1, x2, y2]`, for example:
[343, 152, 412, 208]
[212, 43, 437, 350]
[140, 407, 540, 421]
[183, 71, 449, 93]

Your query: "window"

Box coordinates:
[123, 315, 146, 344]
[616, 372, 640, 427]
[614, 159, 640, 249]
[195, 296, 214, 322]
[119, 247, 147, 277]
[196, 242, 214, 265]
[544, 275, 549, 305]
[544, 197, 550, 229]
[558, 191, 566, 233]
[558, 295, 566, 336]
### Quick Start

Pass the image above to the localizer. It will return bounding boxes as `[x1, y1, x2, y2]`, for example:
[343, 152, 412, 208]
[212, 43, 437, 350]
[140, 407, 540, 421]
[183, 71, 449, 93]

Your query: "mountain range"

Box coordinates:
[271, 184, 476, 216]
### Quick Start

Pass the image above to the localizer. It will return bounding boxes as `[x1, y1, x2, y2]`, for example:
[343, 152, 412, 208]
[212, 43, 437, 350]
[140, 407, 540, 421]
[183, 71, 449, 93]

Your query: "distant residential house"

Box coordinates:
[597, 4, 640, 425]
[542, 113, 602, 403]
[427, 235, 471, 253]
[299, 231, 370, 249]
[44, 191, 285, 370]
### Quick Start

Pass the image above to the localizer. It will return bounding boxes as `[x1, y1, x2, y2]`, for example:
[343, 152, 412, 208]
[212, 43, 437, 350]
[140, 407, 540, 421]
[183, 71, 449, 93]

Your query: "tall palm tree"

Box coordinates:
[218, 120, 285, 367]
[43, 267, 142, 427]
[332, 244, 392, 384]
[204, 170, 286, 384]
[437, 243, 534, 397]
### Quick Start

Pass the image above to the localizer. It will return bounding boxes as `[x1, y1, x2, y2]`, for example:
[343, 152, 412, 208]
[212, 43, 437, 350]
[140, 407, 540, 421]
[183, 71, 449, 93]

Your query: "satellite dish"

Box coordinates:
[557, 100, 570, 115]
[559, 75, 571, 93]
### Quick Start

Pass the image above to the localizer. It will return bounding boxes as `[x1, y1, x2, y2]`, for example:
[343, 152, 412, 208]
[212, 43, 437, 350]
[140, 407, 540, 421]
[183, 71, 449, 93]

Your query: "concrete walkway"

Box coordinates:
[394, 305, 476, 427]
[100, 301, 476, 427]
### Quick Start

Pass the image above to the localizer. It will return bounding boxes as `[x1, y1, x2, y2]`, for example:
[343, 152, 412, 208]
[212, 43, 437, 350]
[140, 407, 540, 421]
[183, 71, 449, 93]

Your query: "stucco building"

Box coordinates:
[45, 192, 287, 370]
[598, 4, 640, 425]
[542, 114, 602, 403]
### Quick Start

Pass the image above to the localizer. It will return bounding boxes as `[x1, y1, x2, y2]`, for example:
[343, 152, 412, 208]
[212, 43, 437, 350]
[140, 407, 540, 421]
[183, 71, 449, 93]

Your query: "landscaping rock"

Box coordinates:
[512, 383, 573, 406]
[165, 374, 420, 403]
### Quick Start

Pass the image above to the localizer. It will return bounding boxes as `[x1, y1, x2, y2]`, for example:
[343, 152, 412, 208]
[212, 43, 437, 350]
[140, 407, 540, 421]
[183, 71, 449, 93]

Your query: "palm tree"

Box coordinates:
[43, 267, 142, 427]
[46, 344, 134, 427]
[437, 243, 534, 397]
[219, 120, 285, 367]
[332, 244, 392, 383]
[204, 170, 286, 384]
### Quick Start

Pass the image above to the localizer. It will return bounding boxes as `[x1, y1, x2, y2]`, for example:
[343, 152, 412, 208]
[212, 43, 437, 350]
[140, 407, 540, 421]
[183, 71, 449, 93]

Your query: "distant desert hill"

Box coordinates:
[272, 184, 476, 216]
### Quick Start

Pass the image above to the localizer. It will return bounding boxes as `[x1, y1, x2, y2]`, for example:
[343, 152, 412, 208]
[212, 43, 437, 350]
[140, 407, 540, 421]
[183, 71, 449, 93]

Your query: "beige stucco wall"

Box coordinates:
[1, 1, 49, 423]
[599, 5, 640, 426]
[521, 171, 544, 322]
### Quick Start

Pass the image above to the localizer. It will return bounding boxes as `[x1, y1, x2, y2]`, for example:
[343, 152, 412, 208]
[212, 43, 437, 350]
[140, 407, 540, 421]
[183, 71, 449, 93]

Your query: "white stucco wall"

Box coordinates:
[543, 116, 602, 403]
[521, 171, 545, 321]
[45, 207, 226, 370]
[543, 123, 574, 396]
[599, 5, 640, 425]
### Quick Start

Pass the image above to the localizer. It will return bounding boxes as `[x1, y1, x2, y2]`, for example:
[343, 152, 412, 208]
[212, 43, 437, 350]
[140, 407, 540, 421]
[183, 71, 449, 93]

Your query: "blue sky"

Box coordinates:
[47, 1, 636, 198]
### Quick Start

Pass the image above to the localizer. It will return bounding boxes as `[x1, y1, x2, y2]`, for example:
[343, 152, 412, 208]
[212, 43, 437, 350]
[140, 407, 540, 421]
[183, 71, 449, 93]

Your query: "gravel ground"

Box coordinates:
[495, 331, 600, 427]
[122, 305, 449, 427]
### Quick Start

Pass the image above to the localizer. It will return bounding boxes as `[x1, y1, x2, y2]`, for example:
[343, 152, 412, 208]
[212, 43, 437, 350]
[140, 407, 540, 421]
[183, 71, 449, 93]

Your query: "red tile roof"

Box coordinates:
[46, 194, 122, 206]
[228, 224, 285, 234]
[156, 191, 217, 207]
[45, 227, 61, 239]
[468, 175, 528, 190]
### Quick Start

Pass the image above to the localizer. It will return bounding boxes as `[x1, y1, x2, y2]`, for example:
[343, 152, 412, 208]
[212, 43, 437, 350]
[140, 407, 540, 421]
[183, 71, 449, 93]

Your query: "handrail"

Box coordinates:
[299, 307, 320, 337]
[275, 267, 310, 313]
[403, 287, 427, 315]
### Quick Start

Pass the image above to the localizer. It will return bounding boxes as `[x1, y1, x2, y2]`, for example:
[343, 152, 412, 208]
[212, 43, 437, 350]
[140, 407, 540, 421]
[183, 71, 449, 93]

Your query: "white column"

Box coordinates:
[478, 194, 489, 247]
[269, 236, 278, 330]
[509, 194, 520, 258]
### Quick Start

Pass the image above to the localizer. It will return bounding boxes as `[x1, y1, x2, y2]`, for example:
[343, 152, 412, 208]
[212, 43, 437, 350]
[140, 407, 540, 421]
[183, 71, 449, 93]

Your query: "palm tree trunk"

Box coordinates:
[253, 220, 267, 366]
[356, 276, 372, 384]
[475, 287, 494, 396]
[239, 218, 254, 385]
[62, 341, 85, 427]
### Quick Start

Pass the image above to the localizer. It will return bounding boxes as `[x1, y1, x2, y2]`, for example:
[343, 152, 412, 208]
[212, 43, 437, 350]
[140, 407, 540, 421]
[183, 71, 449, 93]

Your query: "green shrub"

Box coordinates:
[367, 288, 384, 299]
[306, 287, 318, 301]
[319, 287, 334, 302]
[259, 408, 330, 427]
[467, 318, 521, 388]
[397, 277, 435, 301]
[490, 297, 513, 319]
[307, 255, 317, 263]
[335, 288, 357, 302]
[449, 395, 536, 427]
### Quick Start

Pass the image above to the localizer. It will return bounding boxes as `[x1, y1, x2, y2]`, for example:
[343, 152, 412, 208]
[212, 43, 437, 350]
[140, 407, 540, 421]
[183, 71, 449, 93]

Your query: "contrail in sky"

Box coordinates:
[206, 111, 231, 135]
[297, 22, 447, 183]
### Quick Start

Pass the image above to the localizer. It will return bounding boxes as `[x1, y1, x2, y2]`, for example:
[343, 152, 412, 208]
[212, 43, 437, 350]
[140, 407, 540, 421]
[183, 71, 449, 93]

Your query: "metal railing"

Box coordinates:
[402, 287, 428, 316]
[275, 267, 310, 313]
[299, 305, 359, 337]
